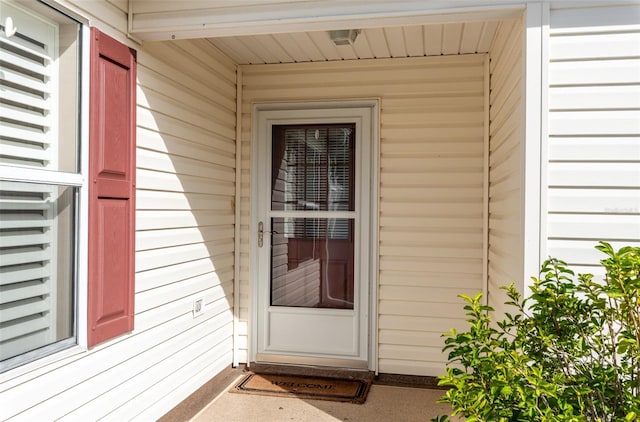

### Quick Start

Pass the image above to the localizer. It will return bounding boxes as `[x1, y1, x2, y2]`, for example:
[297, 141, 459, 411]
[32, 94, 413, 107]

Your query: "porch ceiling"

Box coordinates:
[207, 21, 501, 65]
[130, 1, 523, 64]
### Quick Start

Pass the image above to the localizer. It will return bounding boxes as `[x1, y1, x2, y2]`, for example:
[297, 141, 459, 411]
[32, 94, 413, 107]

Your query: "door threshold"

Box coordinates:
[255, 353, 368, 370]
[249, 362, 374, 381]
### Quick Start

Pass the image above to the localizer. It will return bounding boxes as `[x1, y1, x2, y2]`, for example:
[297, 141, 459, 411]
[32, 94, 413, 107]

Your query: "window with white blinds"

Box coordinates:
[0, 0, 81, 371]
[271, 125, 355, 240]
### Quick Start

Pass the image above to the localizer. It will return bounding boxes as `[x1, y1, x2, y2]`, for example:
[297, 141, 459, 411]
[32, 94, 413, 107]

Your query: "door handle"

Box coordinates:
[257, 221, 278, 247]
[258, 221, 265, 248]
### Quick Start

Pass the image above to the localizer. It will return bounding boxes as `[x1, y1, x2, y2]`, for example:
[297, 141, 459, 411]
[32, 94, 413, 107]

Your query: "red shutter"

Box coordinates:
[88, 28, 136, 347]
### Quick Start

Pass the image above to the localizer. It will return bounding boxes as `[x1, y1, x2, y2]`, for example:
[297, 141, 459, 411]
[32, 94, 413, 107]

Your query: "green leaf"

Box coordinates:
[617, 338, 635, 354]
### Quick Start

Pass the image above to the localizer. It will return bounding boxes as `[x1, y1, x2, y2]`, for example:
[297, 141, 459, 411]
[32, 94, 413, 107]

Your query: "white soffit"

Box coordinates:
[129, 0, 524, 41]
[207, 21, 502, 65]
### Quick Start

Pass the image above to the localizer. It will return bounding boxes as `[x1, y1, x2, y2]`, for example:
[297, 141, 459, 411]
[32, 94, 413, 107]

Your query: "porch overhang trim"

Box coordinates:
[129, 2, 525, 41]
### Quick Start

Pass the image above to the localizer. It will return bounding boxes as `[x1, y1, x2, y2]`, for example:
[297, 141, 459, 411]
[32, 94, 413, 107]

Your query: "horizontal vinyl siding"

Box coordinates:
[0, 4, 237, 416]
[63, 0, 129, 35]
[487, 17, 524, 315]
[546, 4, 640, 275]
[240, 55, 486, 376]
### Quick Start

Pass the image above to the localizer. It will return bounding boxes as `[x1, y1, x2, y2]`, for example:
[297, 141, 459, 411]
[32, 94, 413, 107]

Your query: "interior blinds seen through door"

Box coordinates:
[272, 125, 355, 240]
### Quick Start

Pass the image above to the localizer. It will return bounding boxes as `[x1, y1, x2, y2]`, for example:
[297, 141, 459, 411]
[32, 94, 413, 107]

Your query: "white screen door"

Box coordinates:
[253, 105, 374, 368]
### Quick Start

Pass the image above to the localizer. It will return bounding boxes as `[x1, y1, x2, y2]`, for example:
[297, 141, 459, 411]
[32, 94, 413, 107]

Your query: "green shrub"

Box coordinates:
[433, 242, 640, 421]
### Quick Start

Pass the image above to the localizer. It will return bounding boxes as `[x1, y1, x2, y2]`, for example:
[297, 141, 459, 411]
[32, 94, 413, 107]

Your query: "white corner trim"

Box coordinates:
[537, 3, 550, 283]
[232, 67, 243, 368]
[522, 2, 545, 294]
[482, 53, 490, 305]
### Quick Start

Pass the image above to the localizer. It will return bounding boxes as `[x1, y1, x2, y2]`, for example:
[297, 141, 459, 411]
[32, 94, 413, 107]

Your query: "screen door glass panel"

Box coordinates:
[271, 124, 356, 310]
[271, 125, 355, 212]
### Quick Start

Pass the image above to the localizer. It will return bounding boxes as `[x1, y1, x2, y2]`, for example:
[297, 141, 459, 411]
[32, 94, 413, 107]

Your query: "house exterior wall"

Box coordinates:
[487, 17, 525, 314]
[0, 1, 237, 420]
[8, 0, 637, 416]
[239, 55, 487, 376]
[544, 3, 640, 275]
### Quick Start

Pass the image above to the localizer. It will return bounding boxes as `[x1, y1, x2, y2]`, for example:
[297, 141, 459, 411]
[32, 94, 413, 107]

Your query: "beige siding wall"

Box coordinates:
[546, 4, 640, 274]
[487, 17, 524, 315]
[0, 1, 237, 420]
[240, 55, 486, 376]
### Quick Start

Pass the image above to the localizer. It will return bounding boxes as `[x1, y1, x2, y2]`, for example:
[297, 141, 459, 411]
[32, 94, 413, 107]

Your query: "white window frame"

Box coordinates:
[0, 0, 90, 375]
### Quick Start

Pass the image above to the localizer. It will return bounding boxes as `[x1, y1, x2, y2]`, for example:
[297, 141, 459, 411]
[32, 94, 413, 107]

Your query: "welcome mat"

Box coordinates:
[232, 372, 371, 404]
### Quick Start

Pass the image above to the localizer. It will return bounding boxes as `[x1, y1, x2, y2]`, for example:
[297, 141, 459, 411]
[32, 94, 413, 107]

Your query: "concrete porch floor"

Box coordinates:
[189, 373, 457, 422]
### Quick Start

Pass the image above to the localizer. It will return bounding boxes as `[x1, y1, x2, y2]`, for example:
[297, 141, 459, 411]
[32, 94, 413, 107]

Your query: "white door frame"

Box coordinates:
[249, 100, 379, 370]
